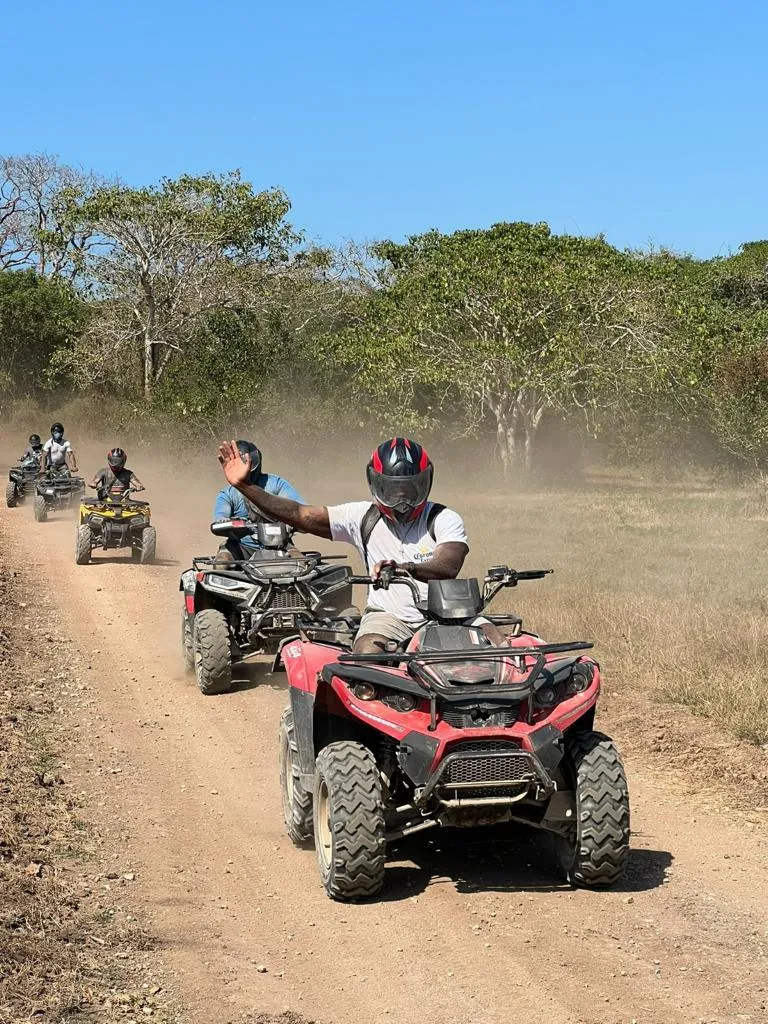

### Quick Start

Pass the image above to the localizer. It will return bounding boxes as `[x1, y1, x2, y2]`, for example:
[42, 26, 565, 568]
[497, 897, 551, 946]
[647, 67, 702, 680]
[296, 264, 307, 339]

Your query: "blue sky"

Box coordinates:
[5, 0, 767, 257]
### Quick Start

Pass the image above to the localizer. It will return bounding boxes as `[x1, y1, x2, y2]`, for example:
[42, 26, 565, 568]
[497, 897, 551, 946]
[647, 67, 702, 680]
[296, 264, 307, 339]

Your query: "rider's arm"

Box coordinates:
[89, 470, 102, 488]
[397, 542, 468, 582]
[65, 444, 77, 472]
[218, 441, 331, 539]
[129, 471, 144, 490]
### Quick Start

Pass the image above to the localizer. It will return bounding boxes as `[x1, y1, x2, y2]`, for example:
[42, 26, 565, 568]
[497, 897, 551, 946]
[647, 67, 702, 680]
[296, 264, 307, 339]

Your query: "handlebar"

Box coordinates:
[348, 572, 423, 603]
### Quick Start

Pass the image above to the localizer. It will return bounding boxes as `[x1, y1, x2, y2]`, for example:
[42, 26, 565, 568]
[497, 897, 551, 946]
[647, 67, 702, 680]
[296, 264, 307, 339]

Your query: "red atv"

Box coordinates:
[277, 566, 630, 901]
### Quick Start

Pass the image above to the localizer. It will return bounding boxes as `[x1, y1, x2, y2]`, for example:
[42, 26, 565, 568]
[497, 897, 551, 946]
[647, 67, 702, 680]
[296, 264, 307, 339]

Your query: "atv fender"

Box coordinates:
[289, 687, 316, 779]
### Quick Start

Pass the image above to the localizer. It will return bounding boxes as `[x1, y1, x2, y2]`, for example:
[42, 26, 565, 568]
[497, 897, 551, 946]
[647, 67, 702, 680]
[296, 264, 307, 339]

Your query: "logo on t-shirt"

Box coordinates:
[412, 542, 434, 563]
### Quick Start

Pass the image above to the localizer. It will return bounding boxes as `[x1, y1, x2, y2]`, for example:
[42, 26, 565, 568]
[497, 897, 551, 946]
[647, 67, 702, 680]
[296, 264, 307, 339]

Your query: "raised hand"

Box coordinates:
[217, 440, 250, 488]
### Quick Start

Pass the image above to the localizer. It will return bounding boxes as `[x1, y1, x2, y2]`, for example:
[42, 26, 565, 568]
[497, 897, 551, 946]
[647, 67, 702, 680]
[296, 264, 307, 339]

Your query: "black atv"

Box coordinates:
[180, 517, 357, 696]
[6, 455, 40, 507]
[33, 468, 86, 522]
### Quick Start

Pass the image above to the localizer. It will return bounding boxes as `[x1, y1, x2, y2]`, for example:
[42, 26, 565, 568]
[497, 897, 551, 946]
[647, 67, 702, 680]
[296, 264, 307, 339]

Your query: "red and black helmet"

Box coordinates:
[366, 437, 433, 524]
[107, 447, 127, 471]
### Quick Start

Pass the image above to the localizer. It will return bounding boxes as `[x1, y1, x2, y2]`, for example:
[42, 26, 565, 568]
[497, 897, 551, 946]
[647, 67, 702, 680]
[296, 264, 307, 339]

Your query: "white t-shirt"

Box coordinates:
[328, 501, 469, 623]
[43, 438, 73, 467]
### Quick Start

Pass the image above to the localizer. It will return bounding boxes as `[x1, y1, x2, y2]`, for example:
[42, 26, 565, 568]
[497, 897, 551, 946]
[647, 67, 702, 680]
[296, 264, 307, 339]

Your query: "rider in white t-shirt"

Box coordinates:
[42, 422, 78, 473]
[216, 436, 469, 653]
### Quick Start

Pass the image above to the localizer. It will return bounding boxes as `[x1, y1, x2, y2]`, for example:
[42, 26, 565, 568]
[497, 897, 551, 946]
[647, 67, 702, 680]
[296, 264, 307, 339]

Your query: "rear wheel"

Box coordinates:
[5, 481, 17, 507]
[181, 611, 195, 674]
[556, 731, 630, 888]
[33, 495, 47, 522]
[193, 608, 232, 695]
[75, 525, 93, 565]
[313, 741, 386, 901]
[280, 709, 313, 844]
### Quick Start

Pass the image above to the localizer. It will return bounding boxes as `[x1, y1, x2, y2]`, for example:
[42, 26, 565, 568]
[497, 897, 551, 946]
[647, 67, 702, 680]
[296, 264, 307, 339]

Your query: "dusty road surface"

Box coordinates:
[2, 447, 767, 1024]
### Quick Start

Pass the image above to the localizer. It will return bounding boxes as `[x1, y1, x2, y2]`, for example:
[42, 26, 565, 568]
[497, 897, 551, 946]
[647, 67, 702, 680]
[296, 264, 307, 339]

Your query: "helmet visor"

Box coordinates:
[368, 467, 432, 515]
[108, 455, 125, 470]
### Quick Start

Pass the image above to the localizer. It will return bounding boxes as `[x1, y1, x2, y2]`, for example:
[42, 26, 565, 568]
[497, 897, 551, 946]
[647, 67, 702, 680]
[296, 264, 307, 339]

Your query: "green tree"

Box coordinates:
[61, 171, 301, 397]
[0, 269, 86, 403]
[332, 223, 683, 472]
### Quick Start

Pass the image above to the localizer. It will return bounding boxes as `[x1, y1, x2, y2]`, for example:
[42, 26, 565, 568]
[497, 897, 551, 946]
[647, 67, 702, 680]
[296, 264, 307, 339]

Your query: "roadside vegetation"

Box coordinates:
[2, 152, 768, 472]
[0, 556, 180, 1024]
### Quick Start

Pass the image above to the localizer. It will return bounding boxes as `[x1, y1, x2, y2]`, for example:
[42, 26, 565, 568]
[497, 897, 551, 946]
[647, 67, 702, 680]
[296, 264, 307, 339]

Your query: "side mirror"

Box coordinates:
[210, 518, 255, 539]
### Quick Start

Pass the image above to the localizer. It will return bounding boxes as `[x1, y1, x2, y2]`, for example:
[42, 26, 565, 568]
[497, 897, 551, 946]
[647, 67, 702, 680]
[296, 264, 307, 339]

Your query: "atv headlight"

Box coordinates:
[353, 682, 377, 701]
[132, 515, 146, 527]
[90, 515, 104, 524]
[383, 692, 417, 713]
[208, 574, 256, 594]
[536, 685, 558, 707]
[43, 488, 56, 496]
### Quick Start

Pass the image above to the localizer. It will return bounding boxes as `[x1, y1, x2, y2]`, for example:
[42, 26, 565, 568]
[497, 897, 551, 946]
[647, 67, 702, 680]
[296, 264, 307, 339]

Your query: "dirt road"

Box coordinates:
[2, 454, 767, 1024]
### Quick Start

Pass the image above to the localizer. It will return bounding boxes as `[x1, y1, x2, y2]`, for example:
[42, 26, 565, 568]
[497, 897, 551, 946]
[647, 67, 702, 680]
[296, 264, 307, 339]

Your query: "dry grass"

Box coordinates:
[457, 474, 768, 746]
[0, 567, 181, 1024]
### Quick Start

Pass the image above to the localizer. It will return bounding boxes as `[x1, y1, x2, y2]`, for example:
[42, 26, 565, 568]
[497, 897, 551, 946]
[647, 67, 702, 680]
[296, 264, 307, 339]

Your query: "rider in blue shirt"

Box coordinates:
[213, 440, 304, 560]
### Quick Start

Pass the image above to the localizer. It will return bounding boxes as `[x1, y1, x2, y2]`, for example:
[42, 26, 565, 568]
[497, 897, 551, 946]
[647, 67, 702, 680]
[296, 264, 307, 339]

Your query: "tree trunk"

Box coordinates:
[521, 405, 545, 472]
[143, 329, 154, 398]
[490, 396, 520, 479]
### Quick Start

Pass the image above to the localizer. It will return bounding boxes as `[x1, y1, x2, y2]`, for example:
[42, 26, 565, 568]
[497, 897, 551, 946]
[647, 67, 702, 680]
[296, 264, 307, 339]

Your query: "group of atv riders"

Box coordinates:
[21, 424, 145, 500]
[21, 424, 466, 651]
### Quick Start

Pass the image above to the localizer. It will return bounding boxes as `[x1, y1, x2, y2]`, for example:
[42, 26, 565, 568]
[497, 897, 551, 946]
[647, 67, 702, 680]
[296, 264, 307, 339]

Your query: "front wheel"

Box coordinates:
[313, 741, 386, 901]
[133, 525, 156, 564]
[33, 495, 48, 522]
[181, 611, 195, 674]
[556, 731, 630, 888]
[5, 481, 18, 508]
[280, 709, 313, 844]
[193, 608, 232, 695]
[75, 524, 93, 565]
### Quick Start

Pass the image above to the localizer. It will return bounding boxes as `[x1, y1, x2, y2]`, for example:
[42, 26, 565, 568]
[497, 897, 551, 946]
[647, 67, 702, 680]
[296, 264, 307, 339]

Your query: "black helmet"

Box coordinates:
[51, 422, 64, 441]
[107, 447, 127, 471]
[236, 440, 262, 483]
[367, 437, 433, 524]
[29, 433, 42, 448]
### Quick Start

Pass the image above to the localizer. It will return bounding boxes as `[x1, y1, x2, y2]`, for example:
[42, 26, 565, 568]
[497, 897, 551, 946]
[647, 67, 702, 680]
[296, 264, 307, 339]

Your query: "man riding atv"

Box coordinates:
[217, 436, 469, 653]
[42, 422, 78, 473]
[89, 448, 145, 499]
[213, 440, 304, 563]
[21, 434, 44, 462]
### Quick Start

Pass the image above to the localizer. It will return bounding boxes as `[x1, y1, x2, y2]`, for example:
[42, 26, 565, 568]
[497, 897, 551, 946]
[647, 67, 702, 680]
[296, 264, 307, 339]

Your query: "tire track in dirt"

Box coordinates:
[2, 461, 767, 1024]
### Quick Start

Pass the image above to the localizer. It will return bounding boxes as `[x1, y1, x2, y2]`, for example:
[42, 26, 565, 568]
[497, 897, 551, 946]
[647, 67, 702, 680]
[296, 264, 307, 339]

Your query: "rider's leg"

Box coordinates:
[212, 539, 244, 567]
[353, 611, 418, 654]
[353, 632, 391, 654]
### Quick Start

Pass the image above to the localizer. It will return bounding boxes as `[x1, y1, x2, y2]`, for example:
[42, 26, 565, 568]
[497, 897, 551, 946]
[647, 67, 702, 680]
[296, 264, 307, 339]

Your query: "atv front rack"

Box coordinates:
[192, 552, 347, 569]
[332, 641, 595, 729]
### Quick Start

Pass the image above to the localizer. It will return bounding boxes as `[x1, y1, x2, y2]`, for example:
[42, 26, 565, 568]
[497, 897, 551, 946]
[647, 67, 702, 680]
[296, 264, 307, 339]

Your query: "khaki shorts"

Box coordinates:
[356, 610, 422, 645]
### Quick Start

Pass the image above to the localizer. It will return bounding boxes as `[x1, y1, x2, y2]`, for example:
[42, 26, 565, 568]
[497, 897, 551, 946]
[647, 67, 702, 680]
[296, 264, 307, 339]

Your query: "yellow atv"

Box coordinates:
[75, 486, 156, 565]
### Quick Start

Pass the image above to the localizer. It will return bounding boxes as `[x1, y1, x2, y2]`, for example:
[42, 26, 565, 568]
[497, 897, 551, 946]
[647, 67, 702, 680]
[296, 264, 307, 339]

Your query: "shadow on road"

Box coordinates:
[381, 826, 672, 900]
[230, 660, 287, 693]
[75, 555, 180, 567]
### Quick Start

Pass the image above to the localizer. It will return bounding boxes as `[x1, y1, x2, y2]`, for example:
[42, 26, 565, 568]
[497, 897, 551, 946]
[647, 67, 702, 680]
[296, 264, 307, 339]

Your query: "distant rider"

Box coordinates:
[42, 422, 78, 474]
[217, 436, 468, 652]
[213, 440, 304, 562]
[90, 448, 145, 499]
[21, 433, 44, 463]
